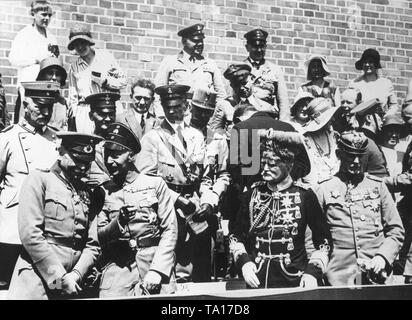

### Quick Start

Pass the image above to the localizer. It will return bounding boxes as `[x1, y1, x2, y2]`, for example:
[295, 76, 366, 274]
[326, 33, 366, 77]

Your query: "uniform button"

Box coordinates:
[357, 246, 361, 250]
[355, 228, 359, 232]
[360, 215, 366, 221]
[353, 210, 357, 214]
[74, 220, 78, 225]
[356, 237, 359, 241]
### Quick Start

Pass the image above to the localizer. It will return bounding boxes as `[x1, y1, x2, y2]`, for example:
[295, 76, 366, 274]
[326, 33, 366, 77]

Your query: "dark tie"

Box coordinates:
[140, 114, 145, 130]
[189, 55, 196, 63]
[176, 125, 187, 150]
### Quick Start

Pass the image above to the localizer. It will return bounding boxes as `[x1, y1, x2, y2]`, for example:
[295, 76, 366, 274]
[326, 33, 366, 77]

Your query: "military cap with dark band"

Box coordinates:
[104, 122, 141, 154]
[177, 23, 205, 40]
[155, 84, 190, 108]
[337, 131, 368, 155]
[57, 131, 103, 162]
[22, 81, 60, 104]
[223, 63, 251, 82]
[85, 92, 120, 111]
[244, 29, 268, 43]
[191, 88, 217, 110]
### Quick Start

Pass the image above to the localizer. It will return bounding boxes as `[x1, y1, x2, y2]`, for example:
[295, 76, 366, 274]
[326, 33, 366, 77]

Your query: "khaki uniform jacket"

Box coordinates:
[136, 119, 206, 201]
[98, 174, 177, 281]
[0, 122, 58, 244]
[316, 173, 404, 286]
[154, 51, 226, 100]
[8, 164, 100, 299]
[244, 58, 289, 121]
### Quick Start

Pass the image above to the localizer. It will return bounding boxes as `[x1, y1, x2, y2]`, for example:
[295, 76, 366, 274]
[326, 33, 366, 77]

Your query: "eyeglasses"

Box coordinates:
[133, 96, 152, 102]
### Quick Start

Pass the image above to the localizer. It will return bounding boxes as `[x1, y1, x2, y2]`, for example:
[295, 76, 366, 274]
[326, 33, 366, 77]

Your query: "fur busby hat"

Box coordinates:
[258, 129, 304, 163]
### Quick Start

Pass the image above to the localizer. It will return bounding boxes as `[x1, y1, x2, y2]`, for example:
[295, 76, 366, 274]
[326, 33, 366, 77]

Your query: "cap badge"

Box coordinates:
[113, 128, 119, 135]
[83, 145, 93, 153]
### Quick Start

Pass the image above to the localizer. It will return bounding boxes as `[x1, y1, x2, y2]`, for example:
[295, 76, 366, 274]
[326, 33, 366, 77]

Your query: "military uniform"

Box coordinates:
[231, 180, 332, 288]
[98, 174, 177, 297]
[82, 92, 120, 189]
[154, 24, 226, 100]
[317, 173, 404, 286]
[8, 163, 101, 299]
[243, 29, 289, 121]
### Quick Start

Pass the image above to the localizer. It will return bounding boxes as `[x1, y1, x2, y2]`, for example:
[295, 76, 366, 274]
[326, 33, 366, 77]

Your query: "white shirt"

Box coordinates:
[68, 49, 126, 111]
[8, 24, 57, 85]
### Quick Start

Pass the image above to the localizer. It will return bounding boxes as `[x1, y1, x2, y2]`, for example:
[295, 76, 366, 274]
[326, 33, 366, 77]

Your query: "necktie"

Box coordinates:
[176, 125, 187, 151]
[189, 55, 196, 63]
[140, 114, 145, 130]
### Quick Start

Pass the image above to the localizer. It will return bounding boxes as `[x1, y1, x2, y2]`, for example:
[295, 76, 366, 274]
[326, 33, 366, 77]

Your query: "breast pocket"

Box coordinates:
[170, 68, 189, 84]
[44, 192, 67, 221]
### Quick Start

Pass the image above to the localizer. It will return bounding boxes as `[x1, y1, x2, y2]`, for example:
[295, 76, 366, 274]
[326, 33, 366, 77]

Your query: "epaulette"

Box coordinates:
[0, 124, 14, 133]
[251, 181, 265, 189]
[365, 173, 384, 183]
[38, 168, 51, 173]
[318, 176, 333, 184]
[293, 180, 311, 190]
[47, 124, 59, 132]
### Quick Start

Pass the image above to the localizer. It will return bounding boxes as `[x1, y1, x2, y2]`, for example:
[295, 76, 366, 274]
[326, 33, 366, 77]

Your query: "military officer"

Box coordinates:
[230, 129, 332, 288]
[136, 84, 218, 282]
[243, 29, 289, 121]
[188, 87, 231, 281]
[0, 81, 59, 289]
[82, 91, 119, 189]
[209, 63, 254, 140]
[351, 98, 389, 178]
[154, 23, 226, 101]
[8, 132, 103, 299]
[316, 131, 404, 286]
[97, 123, 177, 297]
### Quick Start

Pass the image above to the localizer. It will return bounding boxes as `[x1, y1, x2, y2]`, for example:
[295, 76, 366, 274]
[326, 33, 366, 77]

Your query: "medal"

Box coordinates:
[294, 193, 301, 204]
[295, 207, 301, 219]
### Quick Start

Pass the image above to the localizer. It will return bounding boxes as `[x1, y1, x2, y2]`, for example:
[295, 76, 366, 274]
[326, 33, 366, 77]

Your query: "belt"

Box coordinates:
[167, 183, 195, 195]
[134, 236, 160, 248]
[45, 235, 85, 251]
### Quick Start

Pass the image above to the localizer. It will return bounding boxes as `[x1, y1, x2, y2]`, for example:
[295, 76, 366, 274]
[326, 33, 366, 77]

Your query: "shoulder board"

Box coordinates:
[318, 176, 334, 184]
[251, 181, 265, 189]
[0, 124, 14, 133]
[365, 174, 384, 183]
[293, 180, 311, 190]
[38, 168, 51, 173]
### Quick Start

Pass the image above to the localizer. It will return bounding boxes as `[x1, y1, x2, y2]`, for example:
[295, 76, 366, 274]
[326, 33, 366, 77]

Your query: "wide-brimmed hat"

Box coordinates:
[36, 56, 67, 87]
[291, 91, 313, 118]
[68, 25, 95, 51]
[355, 48, 382, 71]
[381, 114, 409, 139]
[304, 54, 331, 80]
[301, 97, 338, 133]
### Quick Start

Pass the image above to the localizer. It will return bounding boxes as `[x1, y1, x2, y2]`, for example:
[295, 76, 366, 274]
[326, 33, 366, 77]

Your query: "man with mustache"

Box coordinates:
[82, 92, 119, 189]
[0, 81, 59, 290]
[154, 24, 226, 102]
[316, 131, 404, 286]
[8, 132, 103, 299]
[97, 123, 177, 297]
[351, 98, 390, 178]
[243, 29, 289, 121]
[230, 129, 332, 288]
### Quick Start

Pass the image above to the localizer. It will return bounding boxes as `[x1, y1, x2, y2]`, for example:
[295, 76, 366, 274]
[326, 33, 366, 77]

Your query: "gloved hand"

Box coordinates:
[118, 205, 137, 227]
[176, 196, 196, 216]
[192, 203, 213, 222]
[299, 273, 318, 288]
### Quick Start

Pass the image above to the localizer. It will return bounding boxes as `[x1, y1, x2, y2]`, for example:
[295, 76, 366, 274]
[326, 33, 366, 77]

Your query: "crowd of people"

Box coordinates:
[1, 0, 412, 299]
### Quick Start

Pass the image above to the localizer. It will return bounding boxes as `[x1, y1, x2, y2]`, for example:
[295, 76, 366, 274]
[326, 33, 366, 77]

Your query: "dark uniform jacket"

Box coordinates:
[8, 164, 101, 299]
[231, 179, 332, 288]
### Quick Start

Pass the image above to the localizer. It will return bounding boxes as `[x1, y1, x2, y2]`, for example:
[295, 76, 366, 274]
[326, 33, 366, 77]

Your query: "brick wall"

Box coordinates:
[1, 0, 412, 114]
